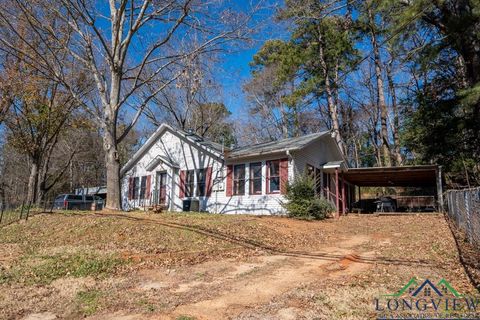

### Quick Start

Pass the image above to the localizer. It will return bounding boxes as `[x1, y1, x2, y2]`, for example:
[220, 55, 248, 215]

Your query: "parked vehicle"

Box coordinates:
[93, 196, 104, 210]
[53, 194, 103, 210]
[374, 196, 397, 213]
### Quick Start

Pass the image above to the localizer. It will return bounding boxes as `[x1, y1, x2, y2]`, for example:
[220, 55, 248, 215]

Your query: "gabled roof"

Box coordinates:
[145, 155, 179, 171]
[226, 131, 330, 159]
[120, 123, 225, 177]
[121, 123, 339, 176]
[175, 128, 227, 153]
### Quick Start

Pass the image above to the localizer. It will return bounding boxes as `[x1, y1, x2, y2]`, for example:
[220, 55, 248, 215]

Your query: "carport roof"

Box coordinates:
[343, 165, 439, 187]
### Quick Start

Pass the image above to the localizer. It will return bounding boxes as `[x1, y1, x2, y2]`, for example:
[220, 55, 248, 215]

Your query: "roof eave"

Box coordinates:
[120, 123, 224, 177]
[226, 148, 298, 161]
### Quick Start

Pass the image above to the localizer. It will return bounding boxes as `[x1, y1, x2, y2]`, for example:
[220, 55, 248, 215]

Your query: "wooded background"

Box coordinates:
[0, 0, 478, 209]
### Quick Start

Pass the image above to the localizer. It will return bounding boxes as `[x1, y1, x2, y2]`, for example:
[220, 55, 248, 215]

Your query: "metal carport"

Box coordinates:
[342, 165, 443, 213]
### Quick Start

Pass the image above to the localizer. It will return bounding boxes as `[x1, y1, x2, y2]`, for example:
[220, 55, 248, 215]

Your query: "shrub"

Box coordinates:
[283, 175, 335, 220]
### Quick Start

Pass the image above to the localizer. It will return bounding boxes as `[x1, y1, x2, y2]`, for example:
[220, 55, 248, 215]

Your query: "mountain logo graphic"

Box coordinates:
[382, 278, 462, 298]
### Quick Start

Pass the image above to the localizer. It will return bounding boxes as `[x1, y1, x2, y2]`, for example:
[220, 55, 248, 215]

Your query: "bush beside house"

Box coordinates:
[283, 176, 334, 220]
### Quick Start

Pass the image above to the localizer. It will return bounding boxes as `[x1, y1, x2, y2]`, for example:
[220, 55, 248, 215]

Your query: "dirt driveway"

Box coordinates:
[0, 212, 476, 319]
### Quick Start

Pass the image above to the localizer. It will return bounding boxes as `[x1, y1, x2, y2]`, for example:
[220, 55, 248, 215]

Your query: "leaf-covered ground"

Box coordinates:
[0, 211, 477, 319]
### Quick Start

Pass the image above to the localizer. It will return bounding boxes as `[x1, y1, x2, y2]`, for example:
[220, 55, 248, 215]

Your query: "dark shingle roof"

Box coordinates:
[178, 129, 227, 153]
[227, 131, 330, 159]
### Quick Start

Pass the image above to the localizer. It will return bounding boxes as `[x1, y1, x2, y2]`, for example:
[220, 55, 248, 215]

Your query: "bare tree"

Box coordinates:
[385, 45, 403, 166]
[1, 51, 85, 204]
[0, 0, 257, 209]
[243, 65, 292, 140]
[367, 3, 391, 167]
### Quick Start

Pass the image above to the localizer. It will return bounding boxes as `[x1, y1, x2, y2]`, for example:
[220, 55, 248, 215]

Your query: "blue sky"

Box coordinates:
[214, 1, 286, 114]
[218, 48, 260, 113]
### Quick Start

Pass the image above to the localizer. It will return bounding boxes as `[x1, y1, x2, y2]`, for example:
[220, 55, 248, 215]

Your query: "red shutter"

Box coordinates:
[179, 170, 186, 199]
[146, 175, 151, 199]
[128, 177, 133, 200]
[226, 165, 233, 196]
[206, 167, 213, 197]
[280, 158, 288, 195]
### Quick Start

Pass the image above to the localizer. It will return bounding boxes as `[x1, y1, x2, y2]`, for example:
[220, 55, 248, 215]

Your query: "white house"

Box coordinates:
[120, 123, 349, 215]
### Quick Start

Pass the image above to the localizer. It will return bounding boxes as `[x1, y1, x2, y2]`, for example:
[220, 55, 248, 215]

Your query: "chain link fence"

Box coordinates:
[0, 200, 54, 227]
[446, 187, 480, 248]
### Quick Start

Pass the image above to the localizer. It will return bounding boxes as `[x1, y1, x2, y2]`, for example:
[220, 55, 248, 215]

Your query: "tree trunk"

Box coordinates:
[353, 138, 360, 168]
[69, 160, 74, 192]
[27, 158, 39, 204]
[36, 159, 47, 206]
[280, 105, 289, 139]
[318, 32, 345, 155]
[368, 6, 391, 167]
[104, 125, 122, 210]
[386, 56, 402, 166]
[104, 61, 122, 210]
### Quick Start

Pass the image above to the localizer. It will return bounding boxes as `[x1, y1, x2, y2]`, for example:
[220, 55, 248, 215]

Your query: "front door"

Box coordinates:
[157, 172, 168, 205]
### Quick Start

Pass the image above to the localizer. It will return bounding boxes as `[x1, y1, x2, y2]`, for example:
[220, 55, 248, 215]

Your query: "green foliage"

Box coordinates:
[382, 0, 480, 185]
[283, 176, 334, 220]
[76, 289, 103, 316]
[176, 316, 196, 320]
[247, 10, 359, 138]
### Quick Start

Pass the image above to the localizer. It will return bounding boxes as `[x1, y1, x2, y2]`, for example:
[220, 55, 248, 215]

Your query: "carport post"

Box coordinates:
[436, 166, 444, 212]
[335, 168, 340, 218]
[341, 174, 346, 215]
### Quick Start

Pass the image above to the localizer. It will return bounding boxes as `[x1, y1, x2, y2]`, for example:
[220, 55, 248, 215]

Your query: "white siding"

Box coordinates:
[121, 128, 343, 215]
[212, 153, 292, 215]
[122, 129, 223, 211]
[291, 135, 343, 176]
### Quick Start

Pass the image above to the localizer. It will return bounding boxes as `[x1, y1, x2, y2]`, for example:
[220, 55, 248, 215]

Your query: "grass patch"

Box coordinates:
[137, 298, 156, 312]
[176, 316, 196, 320]
[0, 251, 126, 285]
[76, 289, 103, 316]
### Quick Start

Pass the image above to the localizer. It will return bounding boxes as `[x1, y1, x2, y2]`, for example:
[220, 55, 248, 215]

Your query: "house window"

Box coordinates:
[133, 177, 140, 200]
[140, 176, 147, 199]
[249, 162, 262, 194]
[233, 164, 245, 195]
[267, 160, 280, 193]
[196, 169, 206, 196]
[185, 170, 195, 197]
[315, 168, 321, 195]
[306, 164, 315, 179]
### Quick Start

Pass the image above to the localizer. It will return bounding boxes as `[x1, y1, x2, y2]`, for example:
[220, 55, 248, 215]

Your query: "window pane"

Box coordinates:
[251, 163, 261, 177]
[252, 179, 262, 193]
[307, 164, 315, 178]
[197, 169, 206, 183]
[185, 170, 194, 197]
[250, 162, 262, 194]
[234, 165, 245, 179]
[238, 180, 245, 195]
[140, 176, 147, 199]
[197, 185, 205, 196]
[270, 161, 279, 176]
[233, 164, 245, 195]
[315, 168, 321, 195]
[134, 177, 139, 199]
[270, 177, 280, 192]
[197, 169, 206, 196]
